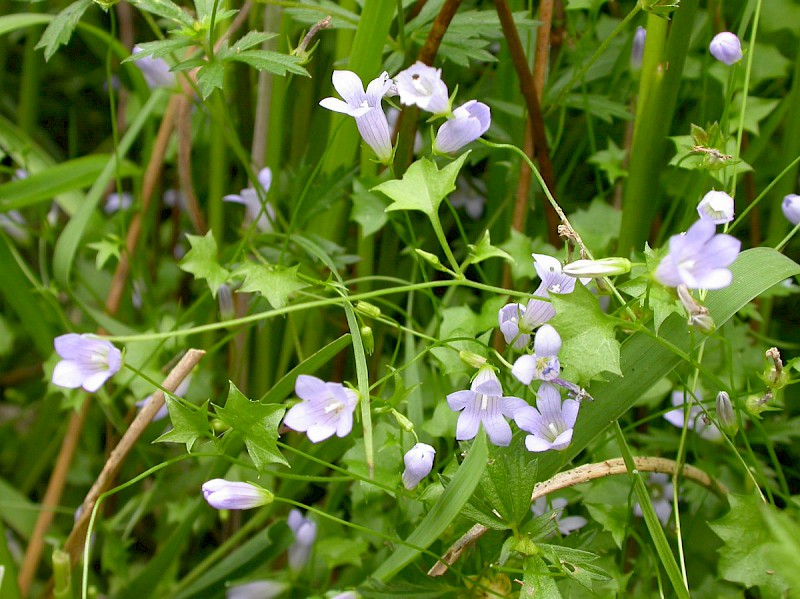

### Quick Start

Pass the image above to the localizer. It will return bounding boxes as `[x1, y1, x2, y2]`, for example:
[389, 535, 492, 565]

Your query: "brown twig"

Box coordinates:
[428, 456, 727, 576]
[393, 0, 463, 175]
[495, 0, 560, 246]
[17, 401, 91, 596]
[62, 349, 206, 564]
[177, 93, 208, 234]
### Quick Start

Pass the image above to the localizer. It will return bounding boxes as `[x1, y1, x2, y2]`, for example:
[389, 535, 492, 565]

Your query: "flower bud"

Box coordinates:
[631, 26, 646, 71]
[709, 32, 743, 65]
[715, 391, 738, 435]
[360, 325, 374, 355]
[688, 313, 716, 334]
[697, 190, 734, 224]
[287, 509, 317, 571]
[433, 100, 491, 154]
[355, 301, 382, 318]
[562, 257, 631, 278]
[402, 443, 436, 489]
[459, 350, 487, 369]
[390, 408, 415, 433]
[782, 194, 800, 226]
[202, 479, 273, 510]
[415, 249, 453, 274]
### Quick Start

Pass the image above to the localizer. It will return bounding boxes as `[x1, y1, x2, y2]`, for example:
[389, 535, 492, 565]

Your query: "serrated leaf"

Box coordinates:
[155, 398, 213, 451]
[35, 0, 92, 61]
[87, 236, 122, 269]
[467, 231, 513, 265]
[124, 37, 193, 61]
[374, 153, 470, 218]
[229, 30, 276, 52]
[128, 0, 195, 27]
[225, 49, 309, 77]
[233, 263, 307, 309]
[214, 382, 287, 470]
[196, 61, 225, 99]
[550, 283, 621, 384]
[178, 231, 230, 297]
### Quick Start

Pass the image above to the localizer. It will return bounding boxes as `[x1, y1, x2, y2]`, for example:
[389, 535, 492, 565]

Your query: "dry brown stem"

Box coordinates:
[428, 456, 727, 576]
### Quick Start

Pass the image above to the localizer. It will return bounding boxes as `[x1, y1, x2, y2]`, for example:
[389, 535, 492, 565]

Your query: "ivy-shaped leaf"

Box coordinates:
[214, 382, 287, 470]
[467, 231, 513, 266]
[179, 231, 230, 296]
[155, 398, 214, 451]
[233, 263, 307, 309]
[550, 282, 621, 384]
[373, 153, 470, 218]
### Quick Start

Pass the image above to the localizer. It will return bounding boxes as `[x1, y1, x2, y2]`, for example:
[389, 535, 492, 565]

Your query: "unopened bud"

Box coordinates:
[360, 325, 374, 355]
[716, 391, 738, 435]
[415, 249, 453, 274]
[765, 347, 788, 389]
[459, 351, 487, 369]
[355, 301, 381, 319]
[402, 443, 435, 490]
[391, 408, 415, 433]
[562, 257, 631, 278]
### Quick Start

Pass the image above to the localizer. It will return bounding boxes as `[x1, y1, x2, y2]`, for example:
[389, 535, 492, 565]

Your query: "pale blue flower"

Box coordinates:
[633, 473, 673, 526]
[226, 581, 288, 599]
[446, 366, 527, 446]
[288, 509, 317, 571]
[498, 303, 531, 350]
[223, 167, 275, 232]
[132, 46, 175, 88]
[709, 32, 742, 65]
[433, 100, 491, 154]
[52, 334, 122, 392]
[511, 324, 562, 385]
[782, 194, 800, 225]
[696, 190, 734, 224]
[402, 443, 435, 489]
[283, 375, 358, 442]
[663, 390, 721, 441]
[631, 26, 646, 70]
[320, 70, 393, 162]
[532, 496, 587, 535]
[514, 383, 579, 452]
[202, 479, 272, 510]
[104, 191, 133, 214]
[394, 62, 450, 115]
[655, 219, 740, 290]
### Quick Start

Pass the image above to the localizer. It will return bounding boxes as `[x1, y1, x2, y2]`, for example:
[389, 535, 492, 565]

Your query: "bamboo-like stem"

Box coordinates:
[106, 97, 179, 315]
[393, 0, 463, 175]
[177, 93, 208, 234]
[428, 456, 728, 576]
[63, 349, 206, 564]
[17, 401, 90, 596]
[495, 0, 559, 245]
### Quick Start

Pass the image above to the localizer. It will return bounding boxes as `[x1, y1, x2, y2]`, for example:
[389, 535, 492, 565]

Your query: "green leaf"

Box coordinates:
[499, 230, 558, 282]
[178, 231, 230, 296]
[317, 537, 370, 568]
[479, 439, 538, 527]
[351, 181, 389, 237]
[467, 231, 513, 265]
[214, 383, 288, 470]
[155, 399, 213, 451]
[232, 263, 307, 309]
[550, 283, 621, 384]
[374, 153, 470, 218]
[710, 493, 789, 595]
[35, 0, 92, 61]
[196, 60, 225, 99]
[0, 155, 138, 212]
[373, 431, 489, 582]
[87, 235, 122, 269]
[127, 0, 195, 27]
[229, 31, 277, 52]
[522, 555, 562, 598]
[225, 49, 309, 77]
[124, 37, 193, 60]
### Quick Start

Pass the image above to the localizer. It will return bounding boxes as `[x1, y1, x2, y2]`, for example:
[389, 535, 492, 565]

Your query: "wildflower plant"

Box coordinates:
[5, 2, 800, 598]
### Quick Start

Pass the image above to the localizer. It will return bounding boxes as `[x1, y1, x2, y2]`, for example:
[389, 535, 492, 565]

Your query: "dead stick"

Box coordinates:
[63, 349, 206, 564]
[495, 0, 560, 245]
[428, 456, 727, 576]
[17, 401, 90, 596]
